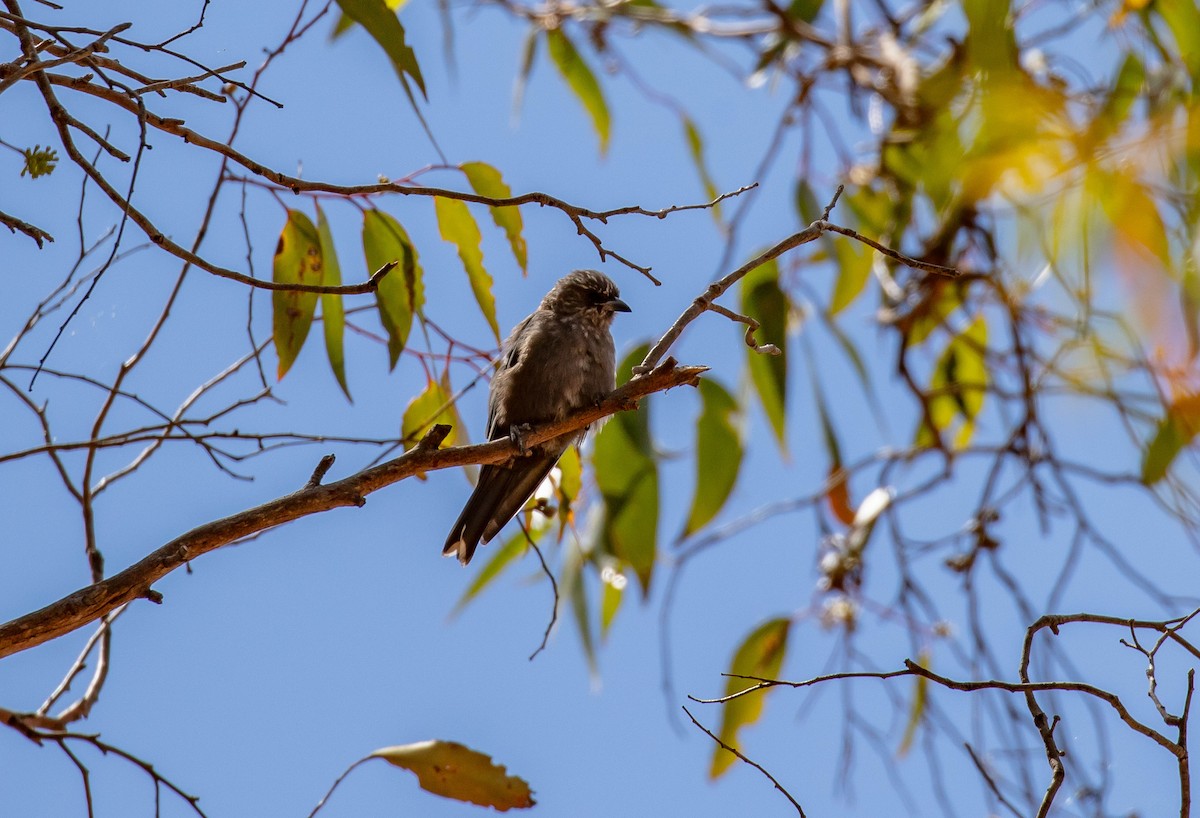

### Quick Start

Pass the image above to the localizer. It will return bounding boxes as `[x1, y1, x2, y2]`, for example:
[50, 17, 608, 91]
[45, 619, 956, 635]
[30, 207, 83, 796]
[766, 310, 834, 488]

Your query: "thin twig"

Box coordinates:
[682, 706, 806, 816]
[526, 529, 559, 662]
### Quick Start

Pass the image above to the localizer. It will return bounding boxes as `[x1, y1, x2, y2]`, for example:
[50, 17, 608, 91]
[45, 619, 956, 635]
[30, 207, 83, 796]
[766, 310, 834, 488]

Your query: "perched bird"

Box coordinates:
[443, 270, 631, 565]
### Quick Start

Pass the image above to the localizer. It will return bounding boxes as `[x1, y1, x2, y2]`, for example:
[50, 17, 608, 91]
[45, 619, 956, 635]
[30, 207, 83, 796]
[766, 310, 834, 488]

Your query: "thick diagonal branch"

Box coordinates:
[0, 360, 705, 660]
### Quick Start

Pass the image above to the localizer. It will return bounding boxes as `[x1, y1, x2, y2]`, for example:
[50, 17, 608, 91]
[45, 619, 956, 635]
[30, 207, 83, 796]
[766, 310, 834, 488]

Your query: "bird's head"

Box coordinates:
[543, 269, 632, 321]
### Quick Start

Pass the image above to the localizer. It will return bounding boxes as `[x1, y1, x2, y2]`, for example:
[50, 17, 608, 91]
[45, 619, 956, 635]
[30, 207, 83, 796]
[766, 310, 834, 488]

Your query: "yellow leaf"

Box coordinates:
[372, 741, 535, 811]
[710, 618, 791, 778]
[272, 210, 322, 379]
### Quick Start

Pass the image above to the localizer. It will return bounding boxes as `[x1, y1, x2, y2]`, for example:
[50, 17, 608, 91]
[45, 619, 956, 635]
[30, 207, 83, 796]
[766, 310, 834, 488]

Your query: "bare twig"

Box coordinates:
[964, 742, 1024, 818]
[682, 706, 807, 815]
[526, 529, 559, 662]
[634, 186, 957, 375]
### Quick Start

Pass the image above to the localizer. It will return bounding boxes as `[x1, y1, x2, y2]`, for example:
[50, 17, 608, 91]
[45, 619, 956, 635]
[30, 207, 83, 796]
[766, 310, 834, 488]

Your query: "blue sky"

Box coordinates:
[1, 1, 1194, 816]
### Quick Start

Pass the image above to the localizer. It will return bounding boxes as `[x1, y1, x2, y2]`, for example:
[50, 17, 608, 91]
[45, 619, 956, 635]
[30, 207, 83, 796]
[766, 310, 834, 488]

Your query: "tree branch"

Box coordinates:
[634, 185, 958, 375]
[0, 360, 706, 659]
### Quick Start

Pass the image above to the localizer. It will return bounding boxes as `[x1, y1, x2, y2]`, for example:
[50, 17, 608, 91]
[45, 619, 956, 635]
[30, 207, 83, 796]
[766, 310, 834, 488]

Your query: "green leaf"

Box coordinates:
[710, 618, 791, 779]
[830, 237, 872, 315]
[461, 161, 528, 274]
[371, 741, 535, 811]
[315, 205, 350, 401]
[452, 528, 533, 616]
[554, 446, 583, 537]
[906, 280, 962, 347]
[561, 544, 597, 676]
[739, 258, 789, 454]
[898, 651, 930, 757]
[798, 179, 874, 316]
[512, 26, 540, 118]
[821, 312, 887, 430]
[545, 29, 611, 155]
[794, 179, 823, 223]
[599, 561, 626, 640]
[917, 316, 988, 449]
[954, 317, 988, 423]
[801, 336, 857, 524]
[962, 0, 1018, 75]
[1142, 416, 1189, 486]
[1089, 54, 1144, 146]
[786, 0, 824, 23]
[594, 344, 658, 595]
[681, 378, 742, 538]
[682, 117, 720, 219]
[272, 209, 323, 379]
[20, 144, 58, 179]
[435, 197, 500, 340]
[1142, 395, 1200, 484]
[334, 0, 426, 97]
[362, 210, 423, 369]
[331, 0, 407, 39]
[847, 180, 911, 251]
[401, 375, 459, 450]
[1153, 0, 1200, 81]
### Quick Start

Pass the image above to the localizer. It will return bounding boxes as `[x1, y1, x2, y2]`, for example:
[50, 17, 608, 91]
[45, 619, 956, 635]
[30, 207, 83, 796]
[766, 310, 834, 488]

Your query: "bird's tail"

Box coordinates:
[441, 452, 560, 565]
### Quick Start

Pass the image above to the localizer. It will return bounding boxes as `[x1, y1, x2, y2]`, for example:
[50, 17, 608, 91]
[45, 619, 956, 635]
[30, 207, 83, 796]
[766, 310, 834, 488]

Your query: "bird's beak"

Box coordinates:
[606, 297, 632, 313]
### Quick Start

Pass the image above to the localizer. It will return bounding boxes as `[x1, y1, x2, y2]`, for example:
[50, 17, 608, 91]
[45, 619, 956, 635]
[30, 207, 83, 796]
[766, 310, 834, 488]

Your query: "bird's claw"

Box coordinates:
[509, 423, 533, 456]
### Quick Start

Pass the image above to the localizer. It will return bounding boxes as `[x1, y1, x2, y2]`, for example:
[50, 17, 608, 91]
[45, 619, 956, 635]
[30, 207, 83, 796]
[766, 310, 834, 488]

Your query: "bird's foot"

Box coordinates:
[509, 423, 533, 456]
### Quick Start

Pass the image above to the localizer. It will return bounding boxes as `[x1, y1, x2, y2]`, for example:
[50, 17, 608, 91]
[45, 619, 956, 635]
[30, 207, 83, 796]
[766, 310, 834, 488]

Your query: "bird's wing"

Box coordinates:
[485, 314, 534, 441]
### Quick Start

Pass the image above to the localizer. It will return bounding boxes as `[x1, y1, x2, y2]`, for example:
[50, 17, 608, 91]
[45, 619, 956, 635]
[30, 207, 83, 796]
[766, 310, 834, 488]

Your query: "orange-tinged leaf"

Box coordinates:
[710, 618, 791, 778]
[1142, 393, 1200, 484]
[827, 467, 855, 525]
[272, 209, 322, 379]
[371, 741, 534, 811]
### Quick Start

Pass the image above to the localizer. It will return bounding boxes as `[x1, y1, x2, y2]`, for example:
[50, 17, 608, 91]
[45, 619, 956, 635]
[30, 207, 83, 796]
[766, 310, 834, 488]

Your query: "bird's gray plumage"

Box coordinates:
[443, 270, 630, 565]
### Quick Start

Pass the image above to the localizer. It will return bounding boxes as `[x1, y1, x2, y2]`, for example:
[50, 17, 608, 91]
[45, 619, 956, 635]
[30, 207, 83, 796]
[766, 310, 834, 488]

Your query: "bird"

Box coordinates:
[443, 270, 631, 565]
